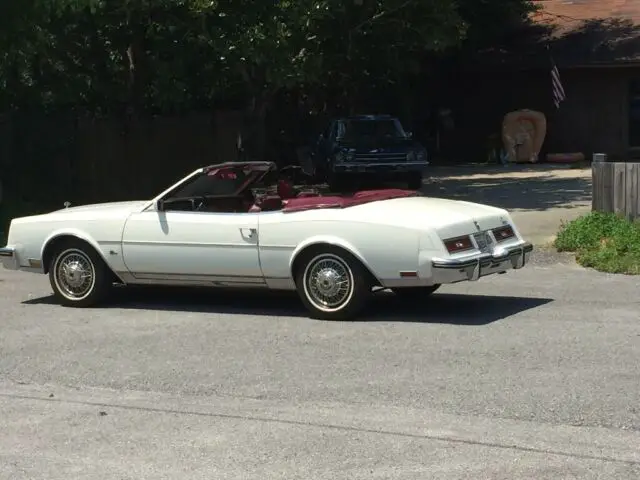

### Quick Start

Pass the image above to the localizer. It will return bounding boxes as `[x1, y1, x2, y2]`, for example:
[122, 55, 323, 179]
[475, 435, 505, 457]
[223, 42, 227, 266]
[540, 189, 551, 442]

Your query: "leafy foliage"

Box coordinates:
[0, 0, 539, 114]
[555, 212, 640, 274]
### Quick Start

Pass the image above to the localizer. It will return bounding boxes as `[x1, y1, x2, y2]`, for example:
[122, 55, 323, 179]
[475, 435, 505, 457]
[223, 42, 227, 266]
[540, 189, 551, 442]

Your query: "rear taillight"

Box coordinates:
[493, 225, 515, 242]
[444, 236, 474, 253]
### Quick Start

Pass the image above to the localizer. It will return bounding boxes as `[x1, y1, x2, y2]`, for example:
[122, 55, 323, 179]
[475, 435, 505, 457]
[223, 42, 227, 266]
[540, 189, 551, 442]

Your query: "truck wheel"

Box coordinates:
[407, 172, 423, 190]
[328, 172, 348, 192]
[313, 158, 327, 183]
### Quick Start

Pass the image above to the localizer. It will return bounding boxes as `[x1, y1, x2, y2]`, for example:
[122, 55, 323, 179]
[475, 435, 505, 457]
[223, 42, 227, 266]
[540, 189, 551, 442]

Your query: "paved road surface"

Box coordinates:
[1, 252, 639, 479]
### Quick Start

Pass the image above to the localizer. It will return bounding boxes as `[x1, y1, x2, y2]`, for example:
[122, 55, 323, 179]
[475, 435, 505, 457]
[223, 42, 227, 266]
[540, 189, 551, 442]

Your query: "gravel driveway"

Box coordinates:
[1, 250, 639, 479]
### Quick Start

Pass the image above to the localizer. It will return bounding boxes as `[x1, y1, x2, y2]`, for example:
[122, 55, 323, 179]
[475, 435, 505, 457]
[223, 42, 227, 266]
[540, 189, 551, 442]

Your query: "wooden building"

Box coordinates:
[436, 0, 640, 162]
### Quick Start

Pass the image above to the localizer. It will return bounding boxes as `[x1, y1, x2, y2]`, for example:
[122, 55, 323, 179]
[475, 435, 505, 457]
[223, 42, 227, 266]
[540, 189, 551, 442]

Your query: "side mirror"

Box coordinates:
[156, 199, 164, 212]
[406, 131, 413, 139]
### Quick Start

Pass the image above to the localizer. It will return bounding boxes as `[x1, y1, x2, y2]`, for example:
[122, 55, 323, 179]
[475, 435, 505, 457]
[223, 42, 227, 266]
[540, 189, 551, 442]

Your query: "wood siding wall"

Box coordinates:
[442, 66, 640, 161]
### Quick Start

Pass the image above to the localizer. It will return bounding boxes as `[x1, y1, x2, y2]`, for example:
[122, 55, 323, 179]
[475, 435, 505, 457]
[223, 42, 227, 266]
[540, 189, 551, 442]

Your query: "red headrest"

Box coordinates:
[277, 179, 295, 199]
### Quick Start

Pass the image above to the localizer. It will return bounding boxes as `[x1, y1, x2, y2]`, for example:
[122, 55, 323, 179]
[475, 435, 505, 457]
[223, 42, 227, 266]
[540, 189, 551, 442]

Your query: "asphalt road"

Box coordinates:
[1, 251, 639, 479]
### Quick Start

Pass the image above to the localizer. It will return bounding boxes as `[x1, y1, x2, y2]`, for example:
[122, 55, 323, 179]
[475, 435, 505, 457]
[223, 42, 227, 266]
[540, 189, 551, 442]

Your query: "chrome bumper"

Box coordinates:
[431, 242, 533, 283]
[334, 161, 428, 173]
[0, 246, 18, 270]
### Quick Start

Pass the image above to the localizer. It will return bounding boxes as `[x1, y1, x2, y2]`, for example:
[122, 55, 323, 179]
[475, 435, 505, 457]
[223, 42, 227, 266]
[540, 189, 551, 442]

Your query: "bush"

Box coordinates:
[555, 212, 640, 274]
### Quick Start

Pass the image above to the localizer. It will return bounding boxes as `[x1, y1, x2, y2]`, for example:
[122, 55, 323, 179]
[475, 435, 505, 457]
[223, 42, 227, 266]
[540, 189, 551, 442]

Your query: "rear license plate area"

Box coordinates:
[473, 232, 493, 253]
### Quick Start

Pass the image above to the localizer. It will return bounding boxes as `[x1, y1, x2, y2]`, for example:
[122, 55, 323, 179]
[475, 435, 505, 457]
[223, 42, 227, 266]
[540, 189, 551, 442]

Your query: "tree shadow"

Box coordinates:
[22, 287, 552, 326]
[421, 169, 591, 211]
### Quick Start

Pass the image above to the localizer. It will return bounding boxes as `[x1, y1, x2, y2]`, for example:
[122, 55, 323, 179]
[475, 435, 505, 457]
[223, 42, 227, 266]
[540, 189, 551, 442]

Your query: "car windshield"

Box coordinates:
[170, 167, 252, 199]
[337, 118, 407, 140]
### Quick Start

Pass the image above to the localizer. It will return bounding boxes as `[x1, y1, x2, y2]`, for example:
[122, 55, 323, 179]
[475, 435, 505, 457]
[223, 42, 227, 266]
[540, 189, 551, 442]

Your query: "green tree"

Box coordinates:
[0, 0, 540, 155]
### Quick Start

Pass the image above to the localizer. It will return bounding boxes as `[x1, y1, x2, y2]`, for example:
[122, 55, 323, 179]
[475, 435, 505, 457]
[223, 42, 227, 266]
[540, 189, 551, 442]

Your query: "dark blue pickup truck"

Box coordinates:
[310, 114, 428, 190]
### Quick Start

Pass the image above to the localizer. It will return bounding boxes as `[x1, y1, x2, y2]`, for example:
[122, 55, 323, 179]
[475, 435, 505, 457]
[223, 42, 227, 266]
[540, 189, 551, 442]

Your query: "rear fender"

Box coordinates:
[289, 235, 373, 275]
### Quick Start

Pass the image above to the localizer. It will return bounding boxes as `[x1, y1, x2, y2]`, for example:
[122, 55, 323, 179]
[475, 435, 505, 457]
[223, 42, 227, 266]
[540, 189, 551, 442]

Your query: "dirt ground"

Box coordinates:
[422, 164, 592, 246]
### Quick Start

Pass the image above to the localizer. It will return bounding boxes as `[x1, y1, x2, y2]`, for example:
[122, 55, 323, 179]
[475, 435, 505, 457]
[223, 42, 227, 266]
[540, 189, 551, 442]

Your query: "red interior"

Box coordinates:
[248, 188, 416, 213]
[284, 189, 416, 212]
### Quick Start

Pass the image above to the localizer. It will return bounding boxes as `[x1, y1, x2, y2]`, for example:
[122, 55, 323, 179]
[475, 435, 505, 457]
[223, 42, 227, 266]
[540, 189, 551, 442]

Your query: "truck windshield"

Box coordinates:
[337, 119, 407, 140]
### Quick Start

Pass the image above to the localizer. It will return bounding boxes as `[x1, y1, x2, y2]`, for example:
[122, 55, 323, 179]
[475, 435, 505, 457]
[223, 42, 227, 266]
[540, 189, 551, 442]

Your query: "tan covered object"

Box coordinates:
[502, 109, 547, 163]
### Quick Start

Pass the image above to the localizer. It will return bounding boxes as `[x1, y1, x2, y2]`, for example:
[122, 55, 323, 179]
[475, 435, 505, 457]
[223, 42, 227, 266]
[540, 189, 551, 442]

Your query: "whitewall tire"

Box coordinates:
[48, 240, 112, 307]
[295, 248, 372, 320]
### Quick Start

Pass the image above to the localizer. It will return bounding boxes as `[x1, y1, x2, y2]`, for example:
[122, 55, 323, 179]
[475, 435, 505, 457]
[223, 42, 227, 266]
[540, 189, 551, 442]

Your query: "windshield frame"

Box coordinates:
[148, 161, 276, 210]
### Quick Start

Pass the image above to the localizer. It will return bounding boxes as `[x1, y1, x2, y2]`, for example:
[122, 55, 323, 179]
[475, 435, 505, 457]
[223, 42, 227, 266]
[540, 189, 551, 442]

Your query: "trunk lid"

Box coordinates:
[348, 196, 511, 236]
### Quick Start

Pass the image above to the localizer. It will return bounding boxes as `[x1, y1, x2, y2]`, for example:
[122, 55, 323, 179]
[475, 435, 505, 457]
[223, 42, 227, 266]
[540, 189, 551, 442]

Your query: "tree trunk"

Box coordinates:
[242, 89, 276, 163]
[124, 2, 147, 118]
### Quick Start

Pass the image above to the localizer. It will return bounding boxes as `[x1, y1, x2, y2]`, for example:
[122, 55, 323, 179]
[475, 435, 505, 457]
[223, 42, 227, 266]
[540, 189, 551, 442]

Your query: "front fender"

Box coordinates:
[40, 228, 104, 263]
[40, 228, 126, 281]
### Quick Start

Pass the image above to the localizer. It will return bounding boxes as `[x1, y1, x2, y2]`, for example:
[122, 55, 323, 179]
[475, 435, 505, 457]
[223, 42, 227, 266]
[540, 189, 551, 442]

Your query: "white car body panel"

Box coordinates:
[120, 210, 261, 285]
[1, 166, 532, 292]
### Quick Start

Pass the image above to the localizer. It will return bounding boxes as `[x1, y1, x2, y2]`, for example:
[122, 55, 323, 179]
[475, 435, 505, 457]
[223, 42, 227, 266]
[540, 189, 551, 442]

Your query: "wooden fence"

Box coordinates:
[592, 161, 640, 220]
[0, 110, 245, 208]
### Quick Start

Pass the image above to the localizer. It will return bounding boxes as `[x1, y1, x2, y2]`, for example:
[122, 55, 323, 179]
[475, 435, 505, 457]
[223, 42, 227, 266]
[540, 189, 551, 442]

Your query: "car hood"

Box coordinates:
[11, 200, 149, 225]
[52, 200, 149, 214]
[336, 137, 419, 153]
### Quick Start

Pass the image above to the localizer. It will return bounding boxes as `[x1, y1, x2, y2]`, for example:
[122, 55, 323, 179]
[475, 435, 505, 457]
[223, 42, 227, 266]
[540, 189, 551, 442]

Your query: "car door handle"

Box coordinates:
[240, 227, 257, 238]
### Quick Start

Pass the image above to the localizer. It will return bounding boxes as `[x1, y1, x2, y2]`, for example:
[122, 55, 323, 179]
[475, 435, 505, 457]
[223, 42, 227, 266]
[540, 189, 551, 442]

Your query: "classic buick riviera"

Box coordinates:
[0, 161, 532, 320]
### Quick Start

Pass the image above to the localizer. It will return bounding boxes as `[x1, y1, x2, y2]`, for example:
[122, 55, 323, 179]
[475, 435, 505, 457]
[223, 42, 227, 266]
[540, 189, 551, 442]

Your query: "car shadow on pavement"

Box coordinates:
[22, 287, 552, 326]
[422, 172, 592, 211]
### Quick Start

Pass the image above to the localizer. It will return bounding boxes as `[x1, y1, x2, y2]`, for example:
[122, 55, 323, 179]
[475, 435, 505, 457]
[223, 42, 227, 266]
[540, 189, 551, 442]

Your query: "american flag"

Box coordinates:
[551, 58, 566, 109]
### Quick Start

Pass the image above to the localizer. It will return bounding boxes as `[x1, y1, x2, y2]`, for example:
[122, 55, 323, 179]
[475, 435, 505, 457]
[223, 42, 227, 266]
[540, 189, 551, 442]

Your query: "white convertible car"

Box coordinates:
[0, 161, 532, 320]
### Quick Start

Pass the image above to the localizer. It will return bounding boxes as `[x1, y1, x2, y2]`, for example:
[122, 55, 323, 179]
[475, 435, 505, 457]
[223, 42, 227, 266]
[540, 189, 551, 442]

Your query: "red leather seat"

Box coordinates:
[277, 179, 296, 199]
[250, 195, 283, 212]
[261, 195, 283, 211]
[297, 191, 318, 198]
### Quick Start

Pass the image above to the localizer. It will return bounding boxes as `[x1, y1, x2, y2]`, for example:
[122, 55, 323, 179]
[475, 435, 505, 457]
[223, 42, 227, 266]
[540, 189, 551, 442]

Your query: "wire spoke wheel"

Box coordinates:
[303, 253, 354, 313]
[53, 248, 96, 301]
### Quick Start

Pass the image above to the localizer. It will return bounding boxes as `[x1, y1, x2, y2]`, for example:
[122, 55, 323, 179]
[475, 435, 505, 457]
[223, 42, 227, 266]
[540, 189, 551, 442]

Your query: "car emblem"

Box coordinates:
[473, 220, 481, 231]
[370, 149, 379, 153]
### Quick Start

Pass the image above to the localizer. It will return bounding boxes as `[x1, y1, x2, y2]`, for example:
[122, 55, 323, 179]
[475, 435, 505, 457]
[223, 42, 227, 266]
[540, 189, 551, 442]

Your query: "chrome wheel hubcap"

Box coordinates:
[54, 249, 95, 300]
[304, 254, 353, 312]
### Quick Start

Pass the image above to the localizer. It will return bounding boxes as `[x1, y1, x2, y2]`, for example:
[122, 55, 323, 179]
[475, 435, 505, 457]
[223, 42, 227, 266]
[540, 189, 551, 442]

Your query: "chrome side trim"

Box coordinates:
[0, 246, 19, 270]
[432, 243, 533, 270]
[115, 271, 296, 290]
[28, 258, 43, 268]
[116, 271, 278, 288]
[265, 276, 296, 290]
[132, 272, 265, 283]
[334, 161, 429, 170]
[122, 240, 257, 248]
